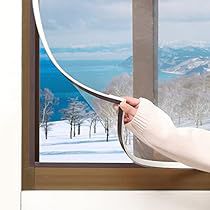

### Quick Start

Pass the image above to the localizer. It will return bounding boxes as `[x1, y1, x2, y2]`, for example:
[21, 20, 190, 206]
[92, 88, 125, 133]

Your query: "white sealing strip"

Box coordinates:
[32, 0, 190, 169]
[118, 112, 190, 169]
[32, 0, 124, 104]
[124, 142, 190, 168]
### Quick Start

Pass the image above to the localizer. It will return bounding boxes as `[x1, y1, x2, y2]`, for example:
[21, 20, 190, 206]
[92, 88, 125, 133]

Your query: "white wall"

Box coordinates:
[0, 1, 210, 210]
[22, 191, 210, 210]
[0, 0, 22, 209]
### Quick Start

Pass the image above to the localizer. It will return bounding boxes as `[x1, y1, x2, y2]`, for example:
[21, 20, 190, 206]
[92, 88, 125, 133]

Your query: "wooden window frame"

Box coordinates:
[22, 0, 210, 190]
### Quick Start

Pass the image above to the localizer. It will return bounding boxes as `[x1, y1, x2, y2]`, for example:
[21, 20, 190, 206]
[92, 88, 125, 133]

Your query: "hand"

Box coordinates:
[114, 96, 140, 124]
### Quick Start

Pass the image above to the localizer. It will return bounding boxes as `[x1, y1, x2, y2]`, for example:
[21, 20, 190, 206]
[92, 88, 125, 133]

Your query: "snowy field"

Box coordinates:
[174, 116, 210, 130]
[40, 120, 132, 163]
[40, 116, 210, 163]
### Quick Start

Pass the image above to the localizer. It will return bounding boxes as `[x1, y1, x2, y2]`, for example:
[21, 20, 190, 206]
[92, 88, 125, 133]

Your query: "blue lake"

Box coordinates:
[40, 57, 175, 121]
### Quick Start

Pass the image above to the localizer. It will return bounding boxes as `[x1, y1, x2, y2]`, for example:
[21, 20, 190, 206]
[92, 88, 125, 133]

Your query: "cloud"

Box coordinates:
[159, 0, 210, 22]
[159, 0, 210, 42]
[39, 0, 210, 46]
[39, 0, 132, 47]
[40, 43, 132, 60]
[40, 0, 132, 29]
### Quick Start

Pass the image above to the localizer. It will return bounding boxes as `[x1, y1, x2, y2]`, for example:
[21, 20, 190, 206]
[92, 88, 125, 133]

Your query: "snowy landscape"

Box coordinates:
[39, 45, 210, 163]
[40, 120, 132, 163]
[39, 0, 210, 163]
[40, 110, 210, 163]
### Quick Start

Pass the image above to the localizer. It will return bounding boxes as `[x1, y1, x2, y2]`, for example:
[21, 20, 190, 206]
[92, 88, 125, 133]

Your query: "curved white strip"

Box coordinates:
[119, 112, 190, 169]
[125, 145, 190, 168]
[32, 0, 189, 169]
[32, 0, 124, 104]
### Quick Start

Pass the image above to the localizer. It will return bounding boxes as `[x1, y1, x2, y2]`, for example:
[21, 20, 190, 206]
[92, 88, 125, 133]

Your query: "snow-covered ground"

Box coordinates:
[174, 116, 210, 130]
[40, 116, 210, 163]
[40, 120, 132, 163]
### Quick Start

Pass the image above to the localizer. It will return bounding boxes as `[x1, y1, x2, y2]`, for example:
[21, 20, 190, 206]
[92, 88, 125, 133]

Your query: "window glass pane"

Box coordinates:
[39, 0, 133, 163]
[158, 0, 210, 131]
[40, 91, 132, 163]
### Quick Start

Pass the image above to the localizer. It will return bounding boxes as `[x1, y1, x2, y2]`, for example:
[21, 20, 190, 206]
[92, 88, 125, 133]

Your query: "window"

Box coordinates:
[39, 0, 133, 163]
[22, 0, 210, 190]
[158, 0, 210, 132]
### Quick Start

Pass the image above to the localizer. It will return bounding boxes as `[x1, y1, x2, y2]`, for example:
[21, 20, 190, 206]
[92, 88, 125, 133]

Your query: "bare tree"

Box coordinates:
[104, 118, 111, 142]
[74, 100, 89, 136]
[158, 78, 187, 125]
[184, 91, 210, 127]
[105, 72, 133, 96]
[93, 97, 117, 142]
[86, 111, 100, 139]
[93, 73, 133, 142]
[40, 88, 58, 140]
[61, 98, 89, 139]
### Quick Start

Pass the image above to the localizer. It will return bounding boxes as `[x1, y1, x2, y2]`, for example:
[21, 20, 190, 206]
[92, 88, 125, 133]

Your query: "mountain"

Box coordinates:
[119, 56, 133, 68]
[162, 57, 210, 75]
[159, 47, 210, 76]
[121, 47, 210, 76]
[159, 47, 210, 69]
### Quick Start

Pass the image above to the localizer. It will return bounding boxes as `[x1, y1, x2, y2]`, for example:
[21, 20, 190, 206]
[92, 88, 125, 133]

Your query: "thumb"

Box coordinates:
[119, 101, 137, 116]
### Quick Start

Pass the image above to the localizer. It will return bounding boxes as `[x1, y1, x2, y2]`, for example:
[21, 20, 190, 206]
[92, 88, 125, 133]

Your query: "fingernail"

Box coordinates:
[119, 101, 126, 109]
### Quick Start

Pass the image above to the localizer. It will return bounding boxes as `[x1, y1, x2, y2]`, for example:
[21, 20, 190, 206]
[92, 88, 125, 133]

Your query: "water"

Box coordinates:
[158, 71, 179, 81]
[40, 57, 132, 121]
[40, 54, 177, 121]
[59, 59, 131, 91]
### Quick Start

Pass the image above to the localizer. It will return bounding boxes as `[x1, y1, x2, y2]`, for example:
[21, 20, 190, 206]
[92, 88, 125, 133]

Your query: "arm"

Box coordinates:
[125, 97, 210, 172]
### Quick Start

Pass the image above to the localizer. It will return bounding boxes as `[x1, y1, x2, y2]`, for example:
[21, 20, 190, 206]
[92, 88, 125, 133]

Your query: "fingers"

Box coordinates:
[124, 113, 133, 124]
[119, 101, 137, 116]
[123, 96, 140, 107]
[113, 98, 138, 124]
[113, 96, 139, 111]
[113, 105, 134, 123]
[113, 97, 139, 116]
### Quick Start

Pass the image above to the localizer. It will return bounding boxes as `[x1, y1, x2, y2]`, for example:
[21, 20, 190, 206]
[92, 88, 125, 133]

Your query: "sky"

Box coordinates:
[39, 0, 210, 59]
[159, 0, 210, 44]
[40, 0, 132, 48]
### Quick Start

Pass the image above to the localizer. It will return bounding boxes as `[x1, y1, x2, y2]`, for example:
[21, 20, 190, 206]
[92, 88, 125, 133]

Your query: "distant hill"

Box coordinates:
[120, 47, 210, 76]
[119, 56, 133, 68]
[120, 47, 210, 75]
[162, 57, 210, 75]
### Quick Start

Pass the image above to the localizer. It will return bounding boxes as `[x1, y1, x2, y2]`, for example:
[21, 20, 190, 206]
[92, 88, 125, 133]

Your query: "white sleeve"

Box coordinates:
[125, 97, 210, 173]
